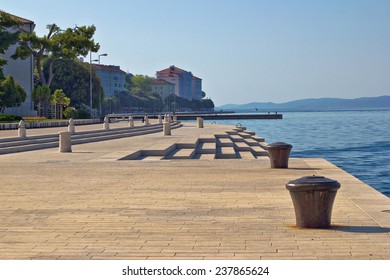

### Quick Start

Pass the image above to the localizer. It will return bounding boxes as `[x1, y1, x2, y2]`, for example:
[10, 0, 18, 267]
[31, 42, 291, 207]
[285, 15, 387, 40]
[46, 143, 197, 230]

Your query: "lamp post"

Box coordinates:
[89, 52, 106, 118]
[98, 53, 108, 116]
[98, 53, 107, 64]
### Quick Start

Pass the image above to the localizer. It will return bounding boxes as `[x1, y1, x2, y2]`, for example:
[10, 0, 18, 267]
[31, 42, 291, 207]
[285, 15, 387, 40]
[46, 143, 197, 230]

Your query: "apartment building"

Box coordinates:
[93, 64, 126, 97]
[156, 65, 202, 101]
[1, 13, 36, 116]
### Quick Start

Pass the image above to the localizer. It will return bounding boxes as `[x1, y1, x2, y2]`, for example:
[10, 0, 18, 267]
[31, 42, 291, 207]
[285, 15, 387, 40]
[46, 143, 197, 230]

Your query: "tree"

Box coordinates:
[0, 11, 21, 80]
[32, 85, 51, 117]
[12, 23, 100, 87]
[130, 75, 153, 94]
[51, 89, 70, 119]
[43, 58, 103, 109]
[0, 75, 26, 113]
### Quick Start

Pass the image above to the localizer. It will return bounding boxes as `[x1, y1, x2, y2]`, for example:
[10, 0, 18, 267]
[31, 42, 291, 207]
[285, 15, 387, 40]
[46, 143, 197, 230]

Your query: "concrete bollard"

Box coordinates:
[68, 118, 75, 134]
[128, 116, 134, 128]
[144, 116, 150, 126]
[59, 131, 72, 153]
[163, 116, 171, 136]
[173, 115, 178, 122]
[286, 176, 341, 228]
[196, 117, 204, 128]
[266, 142, 293, 168]
[18, 120, 26, 138]
[158, 114, 162, 124]
[103, 116, 110, 130]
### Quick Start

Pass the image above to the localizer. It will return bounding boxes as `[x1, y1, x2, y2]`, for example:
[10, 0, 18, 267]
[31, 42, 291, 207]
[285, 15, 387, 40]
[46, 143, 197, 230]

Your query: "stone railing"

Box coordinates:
[0, 119, 101, 130]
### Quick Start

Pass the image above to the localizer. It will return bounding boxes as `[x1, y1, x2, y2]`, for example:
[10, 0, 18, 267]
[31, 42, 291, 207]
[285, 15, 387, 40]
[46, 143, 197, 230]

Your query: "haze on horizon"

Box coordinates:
[2, 0, 389, 106]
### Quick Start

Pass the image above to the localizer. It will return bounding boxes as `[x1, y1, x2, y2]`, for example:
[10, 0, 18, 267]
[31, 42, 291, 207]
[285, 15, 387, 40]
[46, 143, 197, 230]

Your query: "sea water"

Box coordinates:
[214, 110, 390, 197]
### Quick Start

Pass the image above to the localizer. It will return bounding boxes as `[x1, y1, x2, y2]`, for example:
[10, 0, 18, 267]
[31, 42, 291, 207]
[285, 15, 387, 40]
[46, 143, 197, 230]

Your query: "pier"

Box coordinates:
[0, 121, 389, 260]
[108, 112, 283, 121]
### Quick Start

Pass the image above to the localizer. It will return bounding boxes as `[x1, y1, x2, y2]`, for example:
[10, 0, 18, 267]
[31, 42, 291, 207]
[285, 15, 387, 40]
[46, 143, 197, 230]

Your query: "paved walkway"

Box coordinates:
[0, 122, 389, 259]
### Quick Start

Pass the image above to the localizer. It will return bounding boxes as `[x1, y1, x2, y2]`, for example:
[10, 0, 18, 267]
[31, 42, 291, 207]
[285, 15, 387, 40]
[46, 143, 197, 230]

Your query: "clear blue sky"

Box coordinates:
[2, 0, 390, 106]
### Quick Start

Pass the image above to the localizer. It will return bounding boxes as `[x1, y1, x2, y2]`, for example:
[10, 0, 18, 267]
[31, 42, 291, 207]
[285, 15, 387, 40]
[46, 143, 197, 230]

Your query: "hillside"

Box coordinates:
[216, 96, 390, 111]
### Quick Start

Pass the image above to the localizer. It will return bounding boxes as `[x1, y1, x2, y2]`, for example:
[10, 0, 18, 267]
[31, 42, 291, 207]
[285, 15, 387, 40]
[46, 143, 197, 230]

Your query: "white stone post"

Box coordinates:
[128, 116, 134, 128]
[196, 117, 204, 128]
[144, 116, 150, 126]
[173, 115, 178, 122]
[18, 120, 26, 138]
[68, 118, 75, 134]
[103, 116, 110, 130]
[158, 114, 162, 124]
[59, 131, 72, 153]
[163, 115, 171, 136]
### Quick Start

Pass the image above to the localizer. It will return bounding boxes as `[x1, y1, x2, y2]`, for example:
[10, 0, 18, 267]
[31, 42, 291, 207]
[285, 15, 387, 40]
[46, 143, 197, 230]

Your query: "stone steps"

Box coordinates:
[197, 142, 216, 154]
[165, 148, 196, 160]
[216, 146, 237, 159]
[0, 122, 182, 155]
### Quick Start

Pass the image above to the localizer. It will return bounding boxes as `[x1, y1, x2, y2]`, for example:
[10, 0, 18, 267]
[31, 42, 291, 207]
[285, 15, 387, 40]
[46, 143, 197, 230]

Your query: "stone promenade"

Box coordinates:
[0, 122, 389, 259]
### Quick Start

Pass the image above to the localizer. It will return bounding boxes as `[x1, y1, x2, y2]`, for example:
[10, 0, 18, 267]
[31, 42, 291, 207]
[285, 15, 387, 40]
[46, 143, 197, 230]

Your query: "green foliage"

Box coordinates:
[63, 107, 78, 119]
[51, 89, 70, 119]
[76, 107, 90, 119]
[52, 89, 70, 107]
[130, 75, 153, 93]
[0, 75, 26, 113]
[11, 22, 100, 87]
[0, 114, 22, 122]
[0, 11, 21, 79]
[44, 58, 103, 109]
[32, 85, 51, 117]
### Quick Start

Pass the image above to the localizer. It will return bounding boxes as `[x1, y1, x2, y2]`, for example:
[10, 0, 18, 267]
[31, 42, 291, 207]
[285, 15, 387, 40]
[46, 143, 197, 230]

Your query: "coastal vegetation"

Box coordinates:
[1, 11, 214, 119]
[109, 74, 215, 113]
[0, 12, 26, 113]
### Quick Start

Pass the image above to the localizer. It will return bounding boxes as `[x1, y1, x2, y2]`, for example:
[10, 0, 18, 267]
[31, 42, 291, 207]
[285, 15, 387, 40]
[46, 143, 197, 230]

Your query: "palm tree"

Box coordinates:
[51, 89, 70, 119]
[32, 85, 51, 117]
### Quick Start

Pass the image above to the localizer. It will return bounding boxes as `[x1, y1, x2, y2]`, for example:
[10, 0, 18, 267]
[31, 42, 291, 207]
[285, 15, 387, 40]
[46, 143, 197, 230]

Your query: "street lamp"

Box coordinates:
[98, 53, 107, 64]
[97, 53, 108, 115]
[89, 52, 106, 118]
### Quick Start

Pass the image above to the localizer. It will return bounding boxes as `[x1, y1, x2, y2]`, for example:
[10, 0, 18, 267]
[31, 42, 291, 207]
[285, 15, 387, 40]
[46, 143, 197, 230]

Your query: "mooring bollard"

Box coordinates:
[173, 115, 178, 122]
[163, 115, 171, 136]
[18, 120, 26, 138]
[59, 131, 72, 153]
[128, 116, 134, 128]
[196, 117, 204, 128]
[266, 142, 293, 168]
[68, 118, 75, 134]
[103, 116, 110, 130]
[158, 114, 162, 124]
[286, 176, 341, 228]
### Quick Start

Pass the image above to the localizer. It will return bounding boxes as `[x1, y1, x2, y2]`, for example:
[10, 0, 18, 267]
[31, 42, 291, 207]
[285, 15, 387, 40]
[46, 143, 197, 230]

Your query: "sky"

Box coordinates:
[2, 0, 390, 106]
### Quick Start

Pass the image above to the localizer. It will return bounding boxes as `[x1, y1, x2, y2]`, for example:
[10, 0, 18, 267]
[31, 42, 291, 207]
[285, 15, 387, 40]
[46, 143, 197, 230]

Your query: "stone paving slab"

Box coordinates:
[0, 122, 389, 260]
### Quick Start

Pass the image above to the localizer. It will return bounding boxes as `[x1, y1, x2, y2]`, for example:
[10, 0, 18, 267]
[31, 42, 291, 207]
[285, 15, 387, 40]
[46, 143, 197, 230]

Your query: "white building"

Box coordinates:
[150, 79, 175, 100]
[1, 13, 36, 116]
[156, 65, 202, 101]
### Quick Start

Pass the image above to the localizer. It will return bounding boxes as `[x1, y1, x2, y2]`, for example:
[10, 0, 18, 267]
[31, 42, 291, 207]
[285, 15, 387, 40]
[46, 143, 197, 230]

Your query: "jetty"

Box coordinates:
[108, 112, 283, 120]
[0, 120, 389, 260]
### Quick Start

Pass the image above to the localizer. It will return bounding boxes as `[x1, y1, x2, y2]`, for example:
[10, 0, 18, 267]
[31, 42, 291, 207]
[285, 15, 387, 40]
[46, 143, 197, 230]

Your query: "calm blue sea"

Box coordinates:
[214, 110, 390, 197]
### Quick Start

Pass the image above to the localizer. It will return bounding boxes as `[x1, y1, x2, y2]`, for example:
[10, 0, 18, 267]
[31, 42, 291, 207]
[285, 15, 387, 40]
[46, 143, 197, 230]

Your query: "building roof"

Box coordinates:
[156, 65, 190, 77]
[151, 79, 175, 85]
[192, 76, 202, 81]
[0, 12, 34, 24]
[93, 64, 126, 74]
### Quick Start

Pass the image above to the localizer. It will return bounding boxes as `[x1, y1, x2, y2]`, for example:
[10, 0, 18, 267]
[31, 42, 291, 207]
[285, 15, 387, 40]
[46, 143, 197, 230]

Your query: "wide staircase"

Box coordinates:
[122, 126, 269, 160]
[0, 122, 182, 155]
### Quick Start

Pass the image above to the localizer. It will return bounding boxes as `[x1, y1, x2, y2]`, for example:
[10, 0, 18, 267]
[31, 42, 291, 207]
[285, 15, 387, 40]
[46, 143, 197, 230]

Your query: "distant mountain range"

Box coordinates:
[216, 96, 390, 111]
